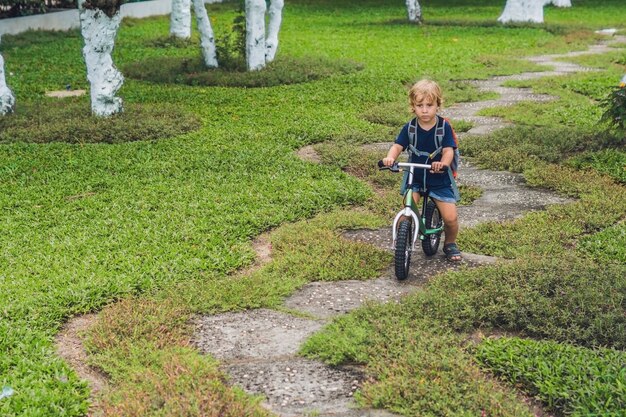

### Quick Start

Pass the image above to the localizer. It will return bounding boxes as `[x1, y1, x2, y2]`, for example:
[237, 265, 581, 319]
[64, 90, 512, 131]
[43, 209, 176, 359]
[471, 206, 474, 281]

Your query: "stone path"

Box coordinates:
[55, 34, 625, 417]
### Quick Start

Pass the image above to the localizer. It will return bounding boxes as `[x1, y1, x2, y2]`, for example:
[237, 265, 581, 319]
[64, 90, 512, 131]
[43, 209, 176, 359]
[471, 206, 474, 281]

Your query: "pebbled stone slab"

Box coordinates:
[224, 358, 368, 417]
[456, 161, 573, 228]
[193, 309, 323, 361]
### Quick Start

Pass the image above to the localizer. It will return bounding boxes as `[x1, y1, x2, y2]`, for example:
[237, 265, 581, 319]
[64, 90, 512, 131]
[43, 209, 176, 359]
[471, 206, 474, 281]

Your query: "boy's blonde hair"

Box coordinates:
[408, 79, 443, 109]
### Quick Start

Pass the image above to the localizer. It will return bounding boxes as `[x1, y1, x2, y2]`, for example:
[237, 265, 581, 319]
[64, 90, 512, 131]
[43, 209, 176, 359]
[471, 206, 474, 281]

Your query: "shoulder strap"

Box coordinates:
[434, 115, 446, 149]
[407, 118, 417, 155]
[407, 117, 429, 157]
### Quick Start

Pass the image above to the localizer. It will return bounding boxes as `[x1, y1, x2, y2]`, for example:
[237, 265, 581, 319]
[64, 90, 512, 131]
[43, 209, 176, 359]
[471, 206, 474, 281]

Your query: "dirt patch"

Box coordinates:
[45, 89, 87, 98]
[295, 145, 322, 164]
[236, 233, 273, 276]
[55, 314, 107, 395]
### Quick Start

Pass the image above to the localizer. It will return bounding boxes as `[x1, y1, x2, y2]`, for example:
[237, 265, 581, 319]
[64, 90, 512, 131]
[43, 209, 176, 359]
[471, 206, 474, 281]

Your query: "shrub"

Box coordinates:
[0, 0, 46, 18]
[475, 337, 626, 417]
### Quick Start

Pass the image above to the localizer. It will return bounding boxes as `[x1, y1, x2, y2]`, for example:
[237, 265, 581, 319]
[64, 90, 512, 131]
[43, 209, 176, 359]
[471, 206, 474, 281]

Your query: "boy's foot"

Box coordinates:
[443, 243, 462, 262]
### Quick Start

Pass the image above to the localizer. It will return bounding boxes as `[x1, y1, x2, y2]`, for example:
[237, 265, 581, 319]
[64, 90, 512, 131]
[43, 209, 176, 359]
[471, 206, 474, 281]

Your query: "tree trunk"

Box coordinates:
[0, 52, 15, 116]
[406, 0, 422, 23]
[78, 1, 124, 117]
[171, 0, 191, 39]
[245, 0, 267, 71]
[498, 0, 544, 24]
[192, 0, 218, 67]
[265, 0, 284, 62]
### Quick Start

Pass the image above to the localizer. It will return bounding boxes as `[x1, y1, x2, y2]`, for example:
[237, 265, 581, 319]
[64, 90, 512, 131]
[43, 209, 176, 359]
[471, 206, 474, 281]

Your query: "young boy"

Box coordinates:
[382, 79, 462, 261]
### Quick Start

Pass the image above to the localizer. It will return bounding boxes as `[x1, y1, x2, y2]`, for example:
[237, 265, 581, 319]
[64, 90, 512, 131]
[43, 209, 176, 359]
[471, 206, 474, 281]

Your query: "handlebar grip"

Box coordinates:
[377, 160, 385, 168]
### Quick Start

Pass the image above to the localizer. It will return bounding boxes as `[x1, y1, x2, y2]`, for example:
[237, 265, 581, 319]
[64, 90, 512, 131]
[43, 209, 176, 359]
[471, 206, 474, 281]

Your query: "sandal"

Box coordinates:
[443, 243, 462, 262]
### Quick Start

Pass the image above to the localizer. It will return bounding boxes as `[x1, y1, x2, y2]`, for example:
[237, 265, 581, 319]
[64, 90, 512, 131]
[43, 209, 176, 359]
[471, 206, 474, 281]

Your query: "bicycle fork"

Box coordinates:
[391, 190, 420, 250]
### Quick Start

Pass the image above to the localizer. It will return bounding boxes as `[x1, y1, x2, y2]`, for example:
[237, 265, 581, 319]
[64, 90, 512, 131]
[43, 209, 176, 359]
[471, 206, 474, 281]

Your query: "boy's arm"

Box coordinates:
[383, 144, 404, 166]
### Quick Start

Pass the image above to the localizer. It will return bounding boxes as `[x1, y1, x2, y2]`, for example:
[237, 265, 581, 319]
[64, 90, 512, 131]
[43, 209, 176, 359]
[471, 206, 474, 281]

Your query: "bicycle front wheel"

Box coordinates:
[395, 218, 414, 280]
[421, 199, 443, 256]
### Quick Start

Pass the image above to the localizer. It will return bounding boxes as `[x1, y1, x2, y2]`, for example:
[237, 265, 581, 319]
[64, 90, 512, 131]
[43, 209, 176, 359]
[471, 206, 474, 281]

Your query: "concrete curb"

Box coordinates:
[0, 0, 172, 36]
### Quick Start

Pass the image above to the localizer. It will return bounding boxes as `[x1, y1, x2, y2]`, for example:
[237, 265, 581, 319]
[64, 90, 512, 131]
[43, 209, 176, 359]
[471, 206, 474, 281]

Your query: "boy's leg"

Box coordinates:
[433, 200, 458, 244]
[411, 191, 422, 207]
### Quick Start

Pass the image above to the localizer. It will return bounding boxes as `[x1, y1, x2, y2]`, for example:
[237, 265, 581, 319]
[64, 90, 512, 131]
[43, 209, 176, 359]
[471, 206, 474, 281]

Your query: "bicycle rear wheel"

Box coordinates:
[395, 218, 414, 280]
[421, 199, 443, 256]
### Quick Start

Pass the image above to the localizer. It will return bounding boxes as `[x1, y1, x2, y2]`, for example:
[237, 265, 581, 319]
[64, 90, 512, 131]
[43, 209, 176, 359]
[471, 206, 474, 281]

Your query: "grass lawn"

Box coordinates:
[0, 0, 625, 415]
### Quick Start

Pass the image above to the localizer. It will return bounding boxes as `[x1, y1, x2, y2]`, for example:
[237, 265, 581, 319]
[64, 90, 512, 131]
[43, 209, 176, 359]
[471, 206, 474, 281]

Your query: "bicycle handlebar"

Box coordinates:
[378, 160, 446, 172]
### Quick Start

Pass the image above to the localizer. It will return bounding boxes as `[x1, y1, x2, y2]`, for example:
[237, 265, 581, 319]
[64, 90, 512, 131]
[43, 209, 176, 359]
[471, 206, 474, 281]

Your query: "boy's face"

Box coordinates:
[412, 96, 438, 124]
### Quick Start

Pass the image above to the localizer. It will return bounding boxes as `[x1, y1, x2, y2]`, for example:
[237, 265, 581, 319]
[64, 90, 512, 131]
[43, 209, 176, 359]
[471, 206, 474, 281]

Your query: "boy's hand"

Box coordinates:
[430, 161, 447, 173]
[382, 157, 395, 167]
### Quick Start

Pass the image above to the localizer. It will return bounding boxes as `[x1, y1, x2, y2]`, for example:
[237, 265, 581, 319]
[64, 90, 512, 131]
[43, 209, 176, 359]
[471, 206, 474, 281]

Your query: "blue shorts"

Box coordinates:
[412, 185, 460, 204]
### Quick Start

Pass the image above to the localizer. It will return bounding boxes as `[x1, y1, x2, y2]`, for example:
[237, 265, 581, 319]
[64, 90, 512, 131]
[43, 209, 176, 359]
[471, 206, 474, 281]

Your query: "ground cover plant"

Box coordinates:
[1, 0, 625, 415]
[123, 55, 365, 88]
[474, 338, 626, 416]
[0, 98, 201, 143]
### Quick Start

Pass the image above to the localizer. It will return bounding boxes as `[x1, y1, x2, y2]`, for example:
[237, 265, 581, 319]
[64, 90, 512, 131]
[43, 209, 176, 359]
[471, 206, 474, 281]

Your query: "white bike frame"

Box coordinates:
[391, 162, 431, 249]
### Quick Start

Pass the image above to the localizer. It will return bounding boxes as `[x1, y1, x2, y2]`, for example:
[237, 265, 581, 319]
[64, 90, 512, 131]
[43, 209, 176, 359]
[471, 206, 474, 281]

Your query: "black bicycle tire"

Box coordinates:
[395, 219, 413, 280]
[421, 199, 443, 256]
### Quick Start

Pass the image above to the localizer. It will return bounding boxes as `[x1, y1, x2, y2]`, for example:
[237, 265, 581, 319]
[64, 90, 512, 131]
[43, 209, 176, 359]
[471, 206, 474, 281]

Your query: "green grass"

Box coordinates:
[0, 0, 625, 415]
[578, 221, 626, 264]
[566, 148, 626, 184]
[475, 337, 626, 416]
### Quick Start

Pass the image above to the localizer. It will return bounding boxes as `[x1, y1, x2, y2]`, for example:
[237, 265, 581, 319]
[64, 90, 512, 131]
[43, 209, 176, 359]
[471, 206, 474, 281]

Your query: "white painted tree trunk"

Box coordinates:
[245, 0, 267, 71]
[170, 0, 191, 38]
[0, 52, 15, 116]
[192, 0, 218, 67]
[78, 1, 124, 117]
[406, 0, 422, 23]
[265, 0, 284, 62]
[498, 0, 544, 24]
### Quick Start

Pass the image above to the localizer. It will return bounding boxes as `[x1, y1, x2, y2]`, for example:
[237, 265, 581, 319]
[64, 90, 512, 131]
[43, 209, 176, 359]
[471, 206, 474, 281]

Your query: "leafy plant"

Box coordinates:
[601, 85, 626, 137]
[215, 0, 247, 71]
